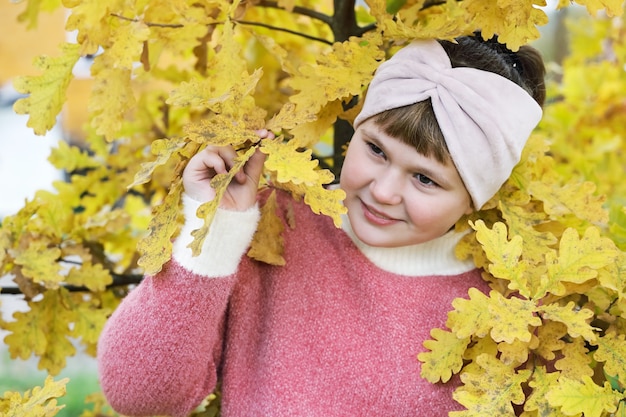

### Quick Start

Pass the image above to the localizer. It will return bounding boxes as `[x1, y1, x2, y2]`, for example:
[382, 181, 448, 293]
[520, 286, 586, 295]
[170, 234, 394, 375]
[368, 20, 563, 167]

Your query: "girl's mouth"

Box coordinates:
[361, 201, 400, 226]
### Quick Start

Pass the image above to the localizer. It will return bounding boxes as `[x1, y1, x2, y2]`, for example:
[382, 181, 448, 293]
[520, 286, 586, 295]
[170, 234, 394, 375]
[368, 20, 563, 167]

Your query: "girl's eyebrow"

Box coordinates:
[364, 128, 455, 188]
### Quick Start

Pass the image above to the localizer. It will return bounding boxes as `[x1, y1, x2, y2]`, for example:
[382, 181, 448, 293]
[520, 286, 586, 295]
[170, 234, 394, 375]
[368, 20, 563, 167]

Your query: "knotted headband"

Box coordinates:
[353, 40, 543, 209]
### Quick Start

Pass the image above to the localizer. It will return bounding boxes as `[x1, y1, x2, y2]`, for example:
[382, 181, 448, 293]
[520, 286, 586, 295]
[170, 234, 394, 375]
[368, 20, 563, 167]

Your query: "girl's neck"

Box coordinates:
[341, 214, 476, 276]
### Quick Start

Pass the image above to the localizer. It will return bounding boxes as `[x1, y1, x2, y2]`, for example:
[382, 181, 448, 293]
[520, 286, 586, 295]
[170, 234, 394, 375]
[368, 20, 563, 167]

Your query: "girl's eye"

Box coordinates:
[415, 173, 437, 187]
[366, 141, 385, 157]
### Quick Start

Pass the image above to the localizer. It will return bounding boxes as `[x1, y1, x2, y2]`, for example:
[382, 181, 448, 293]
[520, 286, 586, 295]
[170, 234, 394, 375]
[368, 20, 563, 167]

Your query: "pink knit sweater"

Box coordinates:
[97, 189, 489, 417]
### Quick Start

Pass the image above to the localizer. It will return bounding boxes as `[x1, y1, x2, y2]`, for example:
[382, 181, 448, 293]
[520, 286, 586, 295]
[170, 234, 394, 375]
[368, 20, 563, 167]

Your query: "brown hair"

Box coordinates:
[373, 34, 546, 163]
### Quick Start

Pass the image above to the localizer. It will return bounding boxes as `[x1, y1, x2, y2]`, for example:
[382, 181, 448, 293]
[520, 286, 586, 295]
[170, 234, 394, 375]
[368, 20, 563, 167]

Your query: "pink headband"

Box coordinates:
[353, 40, 542, 209]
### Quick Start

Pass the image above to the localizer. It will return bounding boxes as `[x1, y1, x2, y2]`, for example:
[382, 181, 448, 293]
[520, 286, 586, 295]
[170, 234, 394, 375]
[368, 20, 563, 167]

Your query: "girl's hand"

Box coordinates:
[183, 129, 273, 211]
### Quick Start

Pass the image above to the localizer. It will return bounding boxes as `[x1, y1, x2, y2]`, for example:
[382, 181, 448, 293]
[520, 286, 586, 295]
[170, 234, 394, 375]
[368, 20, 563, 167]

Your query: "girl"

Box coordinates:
[97, 35, 546, 417]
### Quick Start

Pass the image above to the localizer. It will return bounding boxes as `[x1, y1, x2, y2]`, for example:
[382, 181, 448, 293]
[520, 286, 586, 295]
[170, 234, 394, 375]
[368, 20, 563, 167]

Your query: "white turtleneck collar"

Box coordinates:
[340, 213, 477, 276]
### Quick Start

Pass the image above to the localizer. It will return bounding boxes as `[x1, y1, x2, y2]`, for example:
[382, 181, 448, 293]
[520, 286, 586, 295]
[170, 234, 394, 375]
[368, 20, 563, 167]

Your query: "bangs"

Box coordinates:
[373, 100, 450, 164]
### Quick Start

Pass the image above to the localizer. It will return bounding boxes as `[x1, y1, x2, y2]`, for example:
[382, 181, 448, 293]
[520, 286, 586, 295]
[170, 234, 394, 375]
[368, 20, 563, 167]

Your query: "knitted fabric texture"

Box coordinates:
[353, 40, 542, 209]
[97, 190, 490, 417]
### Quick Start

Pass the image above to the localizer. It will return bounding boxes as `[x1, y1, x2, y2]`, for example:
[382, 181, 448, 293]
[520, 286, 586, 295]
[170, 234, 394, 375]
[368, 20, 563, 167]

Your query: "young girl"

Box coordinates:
[97, 35, 545, 417]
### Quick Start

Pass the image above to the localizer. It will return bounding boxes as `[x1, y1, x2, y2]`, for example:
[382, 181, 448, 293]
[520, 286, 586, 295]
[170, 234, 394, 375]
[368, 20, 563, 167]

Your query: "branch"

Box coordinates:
[110, 13, 183, 28]
[0, 273, 144, 295]
[256, 0, 333, 25]
[109, 13, 333, 45]
[235, 20, 332, 45]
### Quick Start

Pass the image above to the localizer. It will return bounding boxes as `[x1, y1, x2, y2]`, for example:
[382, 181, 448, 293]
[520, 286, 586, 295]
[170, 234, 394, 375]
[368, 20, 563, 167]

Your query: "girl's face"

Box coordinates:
[340, 118, 473, 248]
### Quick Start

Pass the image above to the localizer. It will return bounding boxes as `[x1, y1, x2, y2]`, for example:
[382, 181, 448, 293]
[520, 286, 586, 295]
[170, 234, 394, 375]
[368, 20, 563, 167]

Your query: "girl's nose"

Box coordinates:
[369, 170, 402, 205]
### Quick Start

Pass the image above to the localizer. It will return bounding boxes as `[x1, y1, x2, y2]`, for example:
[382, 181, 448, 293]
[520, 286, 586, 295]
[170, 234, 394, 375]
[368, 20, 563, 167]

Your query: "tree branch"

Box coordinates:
[256, 0, 333, 25]
[235, 20, 332, 45]
[110, 13, 333, 45]
[0, 273, 144, 295]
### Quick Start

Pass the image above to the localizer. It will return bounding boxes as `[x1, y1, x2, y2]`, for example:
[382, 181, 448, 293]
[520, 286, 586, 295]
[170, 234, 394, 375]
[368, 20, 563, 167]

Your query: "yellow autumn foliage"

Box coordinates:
[1, 0, 626, 416]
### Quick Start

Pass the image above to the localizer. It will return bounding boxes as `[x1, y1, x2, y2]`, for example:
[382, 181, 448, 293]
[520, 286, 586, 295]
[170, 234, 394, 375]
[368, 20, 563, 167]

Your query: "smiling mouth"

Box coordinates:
[361, 201, 400, 225]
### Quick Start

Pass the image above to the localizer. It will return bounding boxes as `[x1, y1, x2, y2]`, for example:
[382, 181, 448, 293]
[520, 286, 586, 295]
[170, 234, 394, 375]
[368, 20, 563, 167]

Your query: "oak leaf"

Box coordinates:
[12, 42, 81, 135]
[448, 287, 493, 339]
[451, 354, 531, 417]
[137, 180, 183, 275]
[539, 301, 596, 341]
[3, 290, 76, 375]
[523, 366, 563, 417]
[471, 220, 530, 298]
[554, 338, 594, 380]
[48, 140, 101, 172]
[594, 332, 626, 386]
[539, 227, 618, 298]
[13, 241, 63, 288]
[187, 146, 258, 257]
[0, 375, 68, 417]
[487, 291, 541, 344]
[547, 375, 622, 417]
[247, 191, 286, 266]
[418, 328, 470, 383]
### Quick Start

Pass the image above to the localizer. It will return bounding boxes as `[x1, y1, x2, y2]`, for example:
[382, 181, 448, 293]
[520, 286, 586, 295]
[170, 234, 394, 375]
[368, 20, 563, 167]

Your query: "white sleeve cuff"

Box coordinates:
[172, 194, 261, 277]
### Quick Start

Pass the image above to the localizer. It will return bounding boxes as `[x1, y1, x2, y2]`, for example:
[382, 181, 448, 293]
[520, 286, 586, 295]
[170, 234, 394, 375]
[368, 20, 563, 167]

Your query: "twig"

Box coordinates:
[235, 20, 332, 45]
[256, 0, 333, 25]
[0, 273, 144, 295]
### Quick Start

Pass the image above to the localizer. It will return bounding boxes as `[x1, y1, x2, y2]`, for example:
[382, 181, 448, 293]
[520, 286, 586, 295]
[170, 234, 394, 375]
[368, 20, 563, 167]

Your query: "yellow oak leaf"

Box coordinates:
[261, 138, 320, 185]
[247, 191, 286, 266]
[0, 375, 68, 417]
[4, 290, 76, 375]
[499, 202, 557, 265]
[418, 328, 470, 383]
[289, 34, 384, 115]
[129, 137, 187, 188]
[265, 102, 319, 132]
[533, 320, 567, 361]
[487, 291, 541, 344]
[168, 68, 263, 113]
[64, 0, 117, 53]
[452, 354, 532, 417]
[289, 100, 343, 149]
[12, 42, 81, 135]
[48, 140, 101, 172]
[448, 287, 493, 339]
[188, 146, 257, 257]
[524, 366, 562, 416]
[68, 295, 110, 347]
[13, 241, 63, 287]
[302, 184, 347, 228]
[528, 180, 608, 224]
[594, 332, 626, 386]
[470, 220, 531, 298]
[539, 227, 619, 298]
[137, 179, 183, 275]
[88, 57, 135, 141]
[546, 375, 622, 417]
[380, 0, 468, 42]
[598, 251, 626, 295]
[15, 0, 63, 30]
[468, 0, 548, 51]
[185, 114, 263, 147]
[65, 262, 112, 292]
[497, 339, 531, 367]
[463, 336, 499, 363]
[574, 0, 624, 17]
[32, 189, 75, 239]
[106, 20, 151, 70]
[554, 338, 594, 381]
[539, 301, 596, 341]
